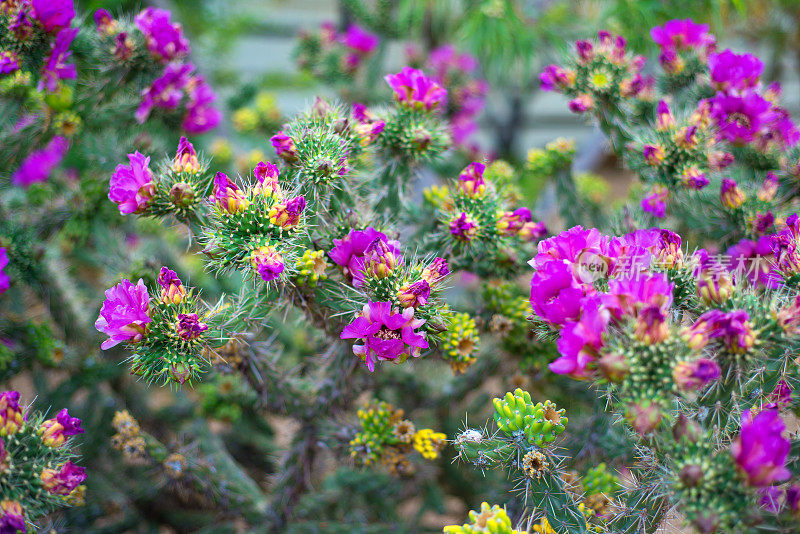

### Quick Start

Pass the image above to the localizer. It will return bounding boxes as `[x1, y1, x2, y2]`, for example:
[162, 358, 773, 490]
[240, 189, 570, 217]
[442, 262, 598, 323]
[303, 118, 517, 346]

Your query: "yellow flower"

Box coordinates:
[413, 428, 446, 460]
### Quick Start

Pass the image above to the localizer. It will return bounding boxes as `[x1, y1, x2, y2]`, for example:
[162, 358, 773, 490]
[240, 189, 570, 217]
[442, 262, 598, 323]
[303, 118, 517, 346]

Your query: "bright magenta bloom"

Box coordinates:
[0, 500, 26, 534]
[271, 131, 297, 161]
[708, 49, 763, 91]
[650, 19, 714, 52]
[157, 267, 185, 304]
[213, 172, 248, 213]
[39, 27, 78, 92]
[731, 409, 790, 487]
[11, 136, 69, 187]
[134, 7, 190, 62]
[385, 67, 446, 111]
[329, 228, 402, 287]
[41, 461, 86, 496]
[457, 162, 486, 197]
[250, 246, 285, 282]
[31, 0, 75, 32]
[530, 260, 586, 327]
[0, 248, 8, 295]
[340, 301, 428, 371]
[254, 161, 280, 195]
[552, 296, 609, 379]
[449, 212, 478, 241]
[39, 408, 84, 447]
[176, 313, 208, 341]
[109, 152, 155, 214]
[0, 391, 23, 437]
[95, 278, 152, 350]
[136, 62, 193, 123]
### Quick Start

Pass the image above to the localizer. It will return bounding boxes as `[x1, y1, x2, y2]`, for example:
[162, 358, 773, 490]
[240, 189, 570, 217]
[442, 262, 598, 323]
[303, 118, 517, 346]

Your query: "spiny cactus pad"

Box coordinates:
[492, 389, 568, 446]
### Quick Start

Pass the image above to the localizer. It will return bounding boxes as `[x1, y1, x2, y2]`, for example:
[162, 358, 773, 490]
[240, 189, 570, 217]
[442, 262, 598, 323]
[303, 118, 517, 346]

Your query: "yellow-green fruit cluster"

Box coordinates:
[492, 389, 568, 446]
[444, 502, 525, 534]
[412, 428, 447, 460]
[582, 462, 620, 495]
[442, 312, 480, 374]
[423, 184, 451, 209]
[294, 249, 328, 286]
[349, 402, 401, 465]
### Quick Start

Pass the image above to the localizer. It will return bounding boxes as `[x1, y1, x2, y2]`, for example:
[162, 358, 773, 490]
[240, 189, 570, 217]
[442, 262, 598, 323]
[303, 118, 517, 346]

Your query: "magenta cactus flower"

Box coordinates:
[39, 408, 84, 448]
[250, 246, 285, 282]
[340, 301, 428, 371]
[673, 359, 721, 391]
[134, 7, 190, 62]
[136, 62, 194, 123]
[39, 27, 79, 92]
[731, 409, 790, 487]
[656, 100, 675, 130]
[182, 74, 221, 134]
[708, 49, 763, 92]
[0, 51, 19, 75]
[530, 260, 586, 326]
[650, 19, 715, 52]
[363, 238, 402, 279]
[726, 236, 780, 288]
[602, 272, 674, 321]
[679, 166, 708, 190]
[767, 380, 793, 410]
[329, 228, 401, 287]
[0, 248, 8, 296]
[551, 296, 609, 379]
[495, 208, 532, 237]
[171, 136, 200, 174]
[457, 162, 486, 197]
[31, 0, 75, 33]
[157, 267, 185, 304]
[384, 67, 447, 111]
[519, 221, 548, 242]
[11, 136, 69, 187]
[269, 195, 306, 229]
[176, 313, 208, 341]
[397, 280, 430, 308]
[0, 391, 23, 437]
[94, 278, 152, 350]
[114, 32, 133, 60]
[757, 172, 780, 202]
[568, 94, 594, 114]
[449, 212, 479, 242]
[339, 24, 378, 55]
[540, 64, 574, 92]
[421, 257, 450, 284]
[254, 161, 280, 195]
[533, 225, 604, 269]
[41, 461, 86, 496]
[719, 178, 745, 209]
[271, 131, 297, 162]
[683, 309, 754, 353]
[0, 500, 26, 534]
[709, 91, 774, 144]
[643, 144, 665, 166]
[109, 152, 155, 215]
[93, 8, 116, 35]
[213, 172, 248, 213]
[641, 184, 668, 218]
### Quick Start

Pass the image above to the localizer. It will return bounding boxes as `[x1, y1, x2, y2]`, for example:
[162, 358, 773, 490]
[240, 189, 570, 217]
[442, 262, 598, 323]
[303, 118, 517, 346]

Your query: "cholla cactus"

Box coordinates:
[95, 267, 212, 385]
[0, 391, 86, 531]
